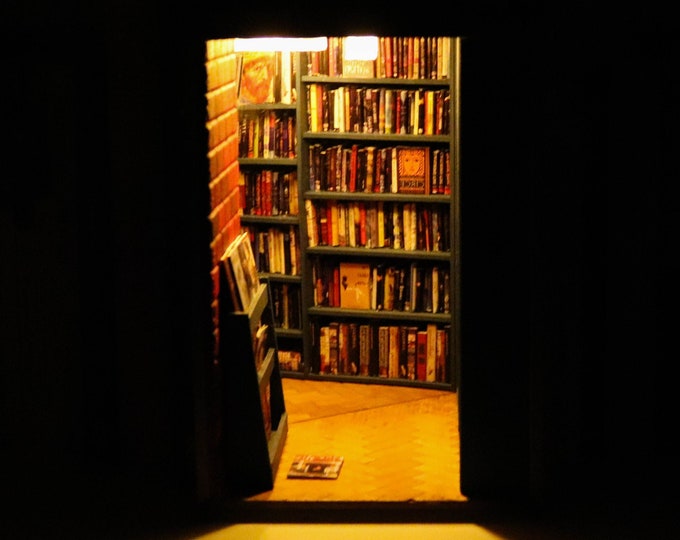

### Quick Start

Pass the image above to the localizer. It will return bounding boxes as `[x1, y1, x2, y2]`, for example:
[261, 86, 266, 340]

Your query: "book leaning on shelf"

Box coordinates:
[222, 232, 261, 311]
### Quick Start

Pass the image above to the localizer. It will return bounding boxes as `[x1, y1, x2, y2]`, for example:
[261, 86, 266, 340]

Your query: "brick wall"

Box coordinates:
[205, 39, 242, 364]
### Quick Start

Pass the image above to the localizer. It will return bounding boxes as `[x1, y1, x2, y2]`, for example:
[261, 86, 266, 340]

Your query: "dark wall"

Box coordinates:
[2, 1, 674, 533]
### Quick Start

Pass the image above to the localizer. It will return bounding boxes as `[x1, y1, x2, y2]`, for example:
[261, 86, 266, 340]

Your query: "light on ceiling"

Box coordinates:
[342, 36, 379, 61]
[234, 37, 329, 53]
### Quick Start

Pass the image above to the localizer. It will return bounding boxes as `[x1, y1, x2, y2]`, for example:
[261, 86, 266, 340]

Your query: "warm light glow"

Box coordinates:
[234, 37, 328, 53]
[343, 36, 379, 61]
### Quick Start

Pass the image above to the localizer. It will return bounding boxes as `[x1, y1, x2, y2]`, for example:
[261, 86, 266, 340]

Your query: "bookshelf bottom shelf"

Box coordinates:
[283, 372, 452, 391]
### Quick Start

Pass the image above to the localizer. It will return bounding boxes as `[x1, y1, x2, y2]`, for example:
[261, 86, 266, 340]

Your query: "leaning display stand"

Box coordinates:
[217, 271, 288, 497]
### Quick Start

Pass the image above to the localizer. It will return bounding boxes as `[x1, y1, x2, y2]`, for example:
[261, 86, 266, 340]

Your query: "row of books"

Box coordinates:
[305, 200, 450, 252]
[278, 349, 303, 373]
[312, 320, 449, 383]
[306, 84, 450, 135]
[245, 225, 301, 276]
[239, 169, 299, 216]
[312, 260, 451, 314]
[304, 36, 452, 80]
[238, 109, 297, 159]
[308, 143, 450, 194]
[270, 282, 302, 330]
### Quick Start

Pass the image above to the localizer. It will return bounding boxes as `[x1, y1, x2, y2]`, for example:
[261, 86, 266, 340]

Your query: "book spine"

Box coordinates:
[426, 323, 437, 382]
[338, 322, 350, 374]
[436, 327, 447, 383]
[383, 265, 395, 311]
[359, 324, 371, 376]
[378, 325, 389, 377]
[416, 330, 428, 381]
[398, 325, 408, 378]
[388, 325, 400, 378]
[328, 321, 340, 374]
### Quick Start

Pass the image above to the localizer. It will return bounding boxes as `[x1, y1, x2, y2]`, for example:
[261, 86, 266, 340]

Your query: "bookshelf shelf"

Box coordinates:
[307, 306, 452, 324]
[302, 132, 451, 143]
[304, 371, 452, 391]
[306, 246, 451, 261]
[238, 157, 297, 166]
[237, 103, 297, 111]
[274, 327, 303, 339]
[258, 272, 302, 283]
[303, 191, 451, 203]
[300, 75, 450, 88]
[240, 214, 299, 226]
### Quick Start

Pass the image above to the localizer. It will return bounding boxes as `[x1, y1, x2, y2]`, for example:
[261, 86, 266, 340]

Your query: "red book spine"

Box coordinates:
[359, 203, 367, 246]
[349, 144, 358, 192]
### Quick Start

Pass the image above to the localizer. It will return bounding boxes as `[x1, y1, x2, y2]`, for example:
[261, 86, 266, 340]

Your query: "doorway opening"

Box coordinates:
[203, 35, 462, 504]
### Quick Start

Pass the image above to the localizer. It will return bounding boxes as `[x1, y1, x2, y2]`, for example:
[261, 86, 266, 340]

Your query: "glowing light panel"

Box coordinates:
[234, 37, 328, 52]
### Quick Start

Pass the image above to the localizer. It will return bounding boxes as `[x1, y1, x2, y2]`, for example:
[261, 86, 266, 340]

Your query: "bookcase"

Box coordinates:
[238, 100, 306, 375]
[237, 36, 460, 391]
[216, 270, 288, 497]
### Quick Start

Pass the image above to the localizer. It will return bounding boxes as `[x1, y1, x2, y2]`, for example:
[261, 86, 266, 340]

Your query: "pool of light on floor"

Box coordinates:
[193, 523, 507, 540]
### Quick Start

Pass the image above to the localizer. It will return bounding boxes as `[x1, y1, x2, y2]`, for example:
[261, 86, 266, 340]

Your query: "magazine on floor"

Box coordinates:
[287, 454, 344, 479]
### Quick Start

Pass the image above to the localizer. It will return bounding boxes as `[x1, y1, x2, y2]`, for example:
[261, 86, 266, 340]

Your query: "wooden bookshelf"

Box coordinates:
[294, 36, 461, 391]
[237, 96, 305, 376]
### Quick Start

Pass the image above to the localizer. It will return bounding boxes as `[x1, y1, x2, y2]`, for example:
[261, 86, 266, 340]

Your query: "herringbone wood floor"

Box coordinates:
[246, 377, 465, 502]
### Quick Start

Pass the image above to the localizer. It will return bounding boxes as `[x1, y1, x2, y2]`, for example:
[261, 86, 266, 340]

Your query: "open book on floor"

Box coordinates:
[286, 455, 344, 480]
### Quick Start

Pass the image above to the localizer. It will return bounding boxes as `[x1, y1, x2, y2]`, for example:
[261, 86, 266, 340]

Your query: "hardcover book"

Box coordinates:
[238, 51, 277, 105]
[319, 325, 330, 374]
[339, 262, 371, 309]
[236, 231, 261, 305]
[328, 321, 340, 374]
[396, 146, 431, 194]
[416, 330, 428, 381]
[287, 455, 344, 480]
[253, 323, 269, 371]
[348, 322, 360, 375]
[219, 254, 243, 313]
[223, 234, 252, 311]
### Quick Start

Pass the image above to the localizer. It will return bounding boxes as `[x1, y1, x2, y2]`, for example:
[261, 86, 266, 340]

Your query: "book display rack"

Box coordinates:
[215, 237, 288, 497]
[237, 36, 460, 391]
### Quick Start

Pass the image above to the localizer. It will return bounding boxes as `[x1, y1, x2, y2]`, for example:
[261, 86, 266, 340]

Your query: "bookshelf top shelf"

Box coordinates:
[305, 246, 451, 261]
[302, 132, 450, 143]
[237, 103, 297, 111]
[301, 76, 450, 87]
[238, 158, 297, 167]
[303, 191, 451, 204]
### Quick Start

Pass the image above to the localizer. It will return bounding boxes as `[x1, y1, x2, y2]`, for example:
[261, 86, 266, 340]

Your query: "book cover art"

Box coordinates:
[238, 51, 277, 104]
[235, 231, 261, 304]
[252, 323, 269, 371]
[218, 255, 243, 312]
[287, 454, 344, 480]
[396, 146, 430, 194]
[224, 235, 252, 311]
[339, 262, 371, 309]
